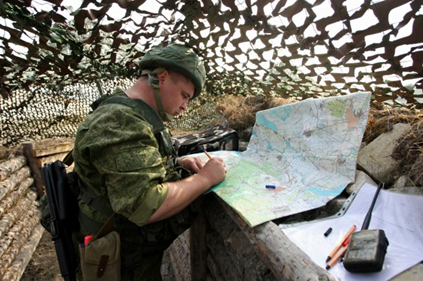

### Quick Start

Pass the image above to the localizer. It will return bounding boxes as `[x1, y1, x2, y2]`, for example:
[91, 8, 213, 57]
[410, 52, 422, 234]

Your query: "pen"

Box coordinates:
[326, 245, 349, 270]
[204, 150, 212, 159]
[326, 225, 356, 262]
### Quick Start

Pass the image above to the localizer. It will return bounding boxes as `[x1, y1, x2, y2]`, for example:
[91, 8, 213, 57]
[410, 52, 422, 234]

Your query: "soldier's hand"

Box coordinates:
[178, 157, 205, 173]
[198, 157, 226, 186]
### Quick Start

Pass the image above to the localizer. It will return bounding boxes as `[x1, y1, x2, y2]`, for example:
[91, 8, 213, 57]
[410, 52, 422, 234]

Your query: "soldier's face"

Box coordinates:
[158, 70, 195, 116]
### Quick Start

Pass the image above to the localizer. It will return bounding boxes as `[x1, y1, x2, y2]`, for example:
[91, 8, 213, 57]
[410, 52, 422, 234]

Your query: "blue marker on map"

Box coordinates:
[265, 185, 276, 189]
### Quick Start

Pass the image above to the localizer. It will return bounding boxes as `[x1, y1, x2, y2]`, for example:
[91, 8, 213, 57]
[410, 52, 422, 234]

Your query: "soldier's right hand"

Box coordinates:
[198, 157, 226, 187]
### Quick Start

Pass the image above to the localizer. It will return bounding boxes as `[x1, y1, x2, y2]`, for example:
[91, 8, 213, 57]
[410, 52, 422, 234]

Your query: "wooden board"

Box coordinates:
[30, 141, 73, 158]
[36, 152, 69, 168]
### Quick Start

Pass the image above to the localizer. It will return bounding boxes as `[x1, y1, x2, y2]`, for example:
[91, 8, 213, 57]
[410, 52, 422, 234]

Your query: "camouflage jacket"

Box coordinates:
[73, 88, 195, 266]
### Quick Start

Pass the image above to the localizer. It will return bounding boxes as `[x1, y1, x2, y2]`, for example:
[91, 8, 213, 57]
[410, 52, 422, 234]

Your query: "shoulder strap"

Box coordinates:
[99, 95, 165, 134]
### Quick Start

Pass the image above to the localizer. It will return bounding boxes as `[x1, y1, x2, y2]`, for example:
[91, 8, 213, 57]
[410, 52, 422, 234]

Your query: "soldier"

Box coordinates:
[72, 44, 226, 280]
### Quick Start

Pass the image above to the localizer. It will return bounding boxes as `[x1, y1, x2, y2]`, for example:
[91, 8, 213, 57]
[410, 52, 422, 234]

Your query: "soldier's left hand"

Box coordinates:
[178, 157, 205, 173]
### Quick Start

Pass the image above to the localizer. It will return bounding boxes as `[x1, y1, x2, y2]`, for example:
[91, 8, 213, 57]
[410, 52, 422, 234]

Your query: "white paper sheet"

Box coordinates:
[281, 182, 423, 280]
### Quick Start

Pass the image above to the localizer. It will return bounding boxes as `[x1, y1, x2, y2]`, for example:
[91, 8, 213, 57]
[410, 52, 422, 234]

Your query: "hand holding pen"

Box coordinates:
[195, 150, 226, 186]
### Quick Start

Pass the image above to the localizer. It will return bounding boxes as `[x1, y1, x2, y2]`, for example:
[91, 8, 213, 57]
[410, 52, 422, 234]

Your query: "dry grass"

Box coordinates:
[215, 94, 294, 132]
[392, 118, 423, 185]
[169, 94, 294, 138]
[215, 95, 261, 132]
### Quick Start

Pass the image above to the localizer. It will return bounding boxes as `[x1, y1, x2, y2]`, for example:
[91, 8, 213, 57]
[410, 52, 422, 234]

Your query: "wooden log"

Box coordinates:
[25, 187, 38, 202]
[0, 204, 40, 277]
[206, 251, 226, 281]
[161, 248, 176, 281]
[0, 166, 31, 202]
[1, 224, 44, 281]
[204, 195, 238, 238]
[206, 231, 243, 280]
[0, 196, 38, 248]
[22, 142, 44, 197]
[0, 177, 33, 218]
[0, 209, 22, 240]
[207, 195, 336, 281]
[0, 155, 26, 181]
[0, 146, 13, 162]
[0, 189, 37, 239]
[0, 193, 33, 259]
[205, 198, 272, 280]
[225, 228, 273, 280]
[0, 214, 25, 259]
[168, 230, 191, 281]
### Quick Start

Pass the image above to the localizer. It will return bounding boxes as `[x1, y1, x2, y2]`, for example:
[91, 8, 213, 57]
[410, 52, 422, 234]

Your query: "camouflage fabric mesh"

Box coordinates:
[1, 0, 422, 146]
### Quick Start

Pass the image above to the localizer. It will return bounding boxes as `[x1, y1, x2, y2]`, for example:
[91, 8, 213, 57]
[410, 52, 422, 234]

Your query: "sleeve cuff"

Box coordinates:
[128, 183, 168, 226]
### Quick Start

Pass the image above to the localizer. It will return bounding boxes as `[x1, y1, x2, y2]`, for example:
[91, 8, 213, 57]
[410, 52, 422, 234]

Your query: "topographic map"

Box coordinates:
[206, 92, 371, 227]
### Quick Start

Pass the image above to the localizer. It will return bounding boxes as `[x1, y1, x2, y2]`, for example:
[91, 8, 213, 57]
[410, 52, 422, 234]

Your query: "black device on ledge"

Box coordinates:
[343, 182, 389, 273]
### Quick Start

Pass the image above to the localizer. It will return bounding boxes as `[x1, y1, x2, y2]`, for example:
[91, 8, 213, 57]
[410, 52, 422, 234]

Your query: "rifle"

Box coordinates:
[42, 161, 79, 281]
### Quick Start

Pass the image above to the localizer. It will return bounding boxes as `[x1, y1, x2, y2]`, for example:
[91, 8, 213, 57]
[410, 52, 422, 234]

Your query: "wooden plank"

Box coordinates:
[161, 249, 176, 281]
[206, 253, 226, 281]
[36, 152, 69, 168]
[168, 230, 191, 281]
[225, 227, 272, 279]
[206, 195, 336, 281]
[190, 196, 208, 281]
[22, 142, 44, 197]
[206, 231, 243, 280]
[205, 195, 275, 280]
[31, 141, 74, 158]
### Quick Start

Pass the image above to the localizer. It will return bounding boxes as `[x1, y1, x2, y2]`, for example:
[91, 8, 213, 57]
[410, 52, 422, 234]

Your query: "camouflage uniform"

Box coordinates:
[73, 88, 195, 280]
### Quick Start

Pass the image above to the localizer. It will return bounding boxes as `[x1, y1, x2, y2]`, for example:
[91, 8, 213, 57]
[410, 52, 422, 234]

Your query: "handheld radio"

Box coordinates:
[343, 183, 389, 273]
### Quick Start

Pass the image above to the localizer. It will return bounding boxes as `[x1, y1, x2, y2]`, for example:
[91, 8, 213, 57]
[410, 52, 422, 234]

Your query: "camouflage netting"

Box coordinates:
[1, 0, 423, 146]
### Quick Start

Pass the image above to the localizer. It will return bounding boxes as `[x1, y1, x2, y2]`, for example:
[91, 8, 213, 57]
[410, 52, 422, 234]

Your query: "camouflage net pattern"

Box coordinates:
[1, 0, 423, 146]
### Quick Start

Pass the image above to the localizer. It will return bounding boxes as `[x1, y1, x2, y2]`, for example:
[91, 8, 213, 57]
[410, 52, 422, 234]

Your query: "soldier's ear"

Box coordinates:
[157, 70, 169, 82]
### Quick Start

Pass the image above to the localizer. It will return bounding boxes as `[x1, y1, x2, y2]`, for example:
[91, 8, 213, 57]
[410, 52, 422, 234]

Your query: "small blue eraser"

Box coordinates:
[265, 185, 276, 189]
